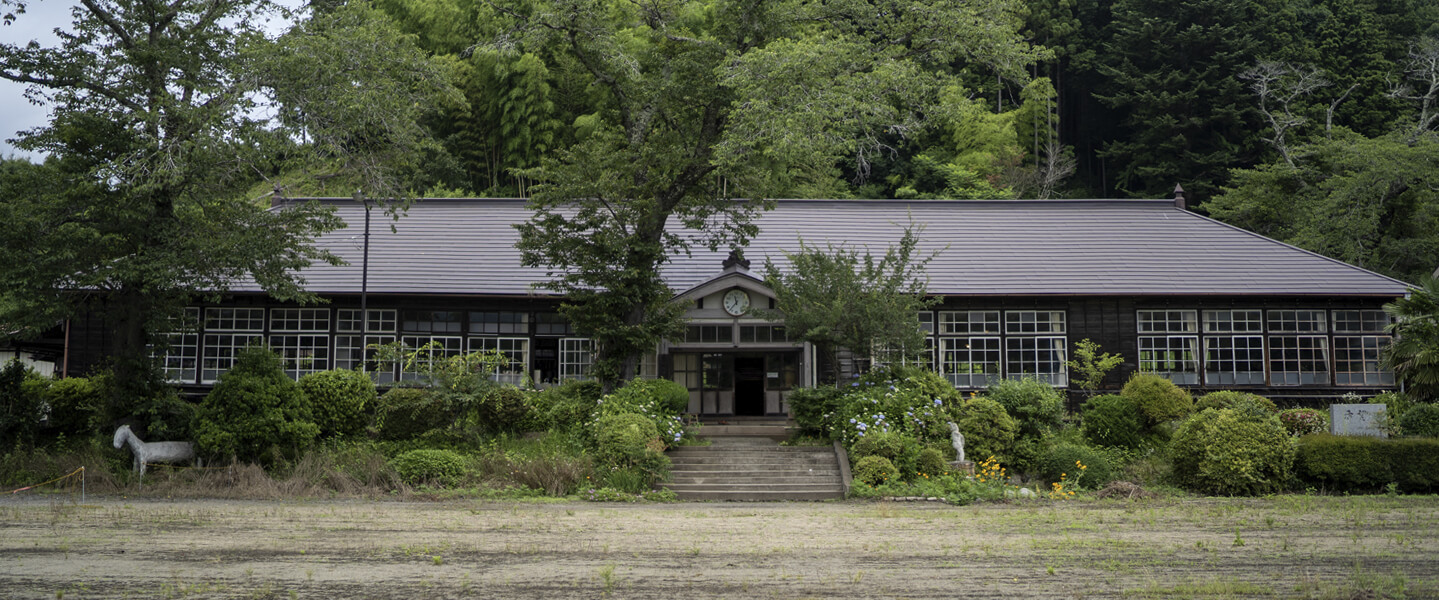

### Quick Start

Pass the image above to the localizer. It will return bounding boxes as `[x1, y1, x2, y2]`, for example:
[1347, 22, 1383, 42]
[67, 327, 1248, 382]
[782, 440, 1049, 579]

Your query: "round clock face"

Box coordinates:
[722, 289, 751, 316]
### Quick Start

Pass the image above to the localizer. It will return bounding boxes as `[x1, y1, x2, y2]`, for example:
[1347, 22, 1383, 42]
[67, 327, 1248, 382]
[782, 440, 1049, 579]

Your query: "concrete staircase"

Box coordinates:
[663, 419, 845, 501]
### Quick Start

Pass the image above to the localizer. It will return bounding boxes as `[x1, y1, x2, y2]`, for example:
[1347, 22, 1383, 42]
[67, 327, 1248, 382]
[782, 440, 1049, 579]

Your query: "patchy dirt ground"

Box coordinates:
[2, 495, 1437, 599]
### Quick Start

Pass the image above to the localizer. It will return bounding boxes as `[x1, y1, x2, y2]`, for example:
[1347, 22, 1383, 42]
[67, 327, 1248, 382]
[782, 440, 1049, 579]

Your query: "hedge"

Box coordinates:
[1295, 434, 1439, 493]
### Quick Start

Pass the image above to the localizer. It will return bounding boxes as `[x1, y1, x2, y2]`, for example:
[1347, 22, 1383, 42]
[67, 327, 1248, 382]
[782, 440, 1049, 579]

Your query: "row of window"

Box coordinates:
[157, 308, 593, 384]
[898, 308, 1393, 389]
[1136, 309, 1392, 386]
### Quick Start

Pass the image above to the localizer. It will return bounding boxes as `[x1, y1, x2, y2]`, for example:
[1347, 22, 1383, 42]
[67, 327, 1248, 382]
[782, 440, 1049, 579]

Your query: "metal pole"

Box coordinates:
[356, 191, 372, 373]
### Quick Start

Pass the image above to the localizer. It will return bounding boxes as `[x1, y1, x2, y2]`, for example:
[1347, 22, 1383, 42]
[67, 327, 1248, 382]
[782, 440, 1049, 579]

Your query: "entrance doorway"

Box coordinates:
[734, 356, 766, 416]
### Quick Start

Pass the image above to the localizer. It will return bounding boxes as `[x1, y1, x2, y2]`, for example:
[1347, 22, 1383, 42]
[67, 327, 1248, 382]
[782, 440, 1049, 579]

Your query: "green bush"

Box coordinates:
[620, 378, 690, 414]
[1081, 394, 1146, 449]
[0, 360, 45, 447]
[788, 385, 846, 436]
[985, 377, 1065, 437]
[527, 379, 602, 433]
[1039, 442, 1117, 488]
[916, 446, 948, 477]
[373, 388, 456, 440]
[297, 370, 375, 438]
[594, 379, 686, 446]
[1170, 408, 1295, 496]
[1278, 408, 1329, 436]
[389, 448, 468, 486]
[956, 397, 1017, 464]
[1121, 373, 1193, 426]
[1294, 434, 1439, 493]
[1196, 391, 1276, 415]
[595, 413, 659, 466]
[852, 430, 921, 479]
[833, 375, 957, 450]
[853, 455, 898, 487]
[852, 430, 906, 461]
[41, 375, 107, 435]
[1368, 392, 1412, 434]
[1398, 403, 1439, 437]
[193, 348, 319, 465]
[470, 386, 532, 433]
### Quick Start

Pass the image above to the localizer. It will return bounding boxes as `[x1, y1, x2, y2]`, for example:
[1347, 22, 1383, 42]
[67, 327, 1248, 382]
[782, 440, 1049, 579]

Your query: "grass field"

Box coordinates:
[2, 494, 1437, 599]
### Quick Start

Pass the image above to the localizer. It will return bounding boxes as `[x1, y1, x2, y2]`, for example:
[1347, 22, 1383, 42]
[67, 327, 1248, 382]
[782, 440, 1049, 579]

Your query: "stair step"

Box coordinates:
[670, 490, 844, 501]
[671, 476, 842, 485]
[665, 482, 843, 491]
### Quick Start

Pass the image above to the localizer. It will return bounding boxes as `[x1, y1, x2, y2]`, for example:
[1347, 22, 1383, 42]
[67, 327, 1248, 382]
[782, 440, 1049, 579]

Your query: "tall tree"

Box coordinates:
[496, 0, 1042, 388]
[1383, 276, 1439, 402]
[762, 223, 940, 377]
[1094, 0, 1279, 203]
[0, 0, 453, 398]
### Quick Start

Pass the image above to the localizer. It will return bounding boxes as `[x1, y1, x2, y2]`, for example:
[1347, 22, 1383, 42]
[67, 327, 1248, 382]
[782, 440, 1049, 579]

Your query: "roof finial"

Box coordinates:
[722, 248, 750, 270]
[1173, 184, 1186, 210]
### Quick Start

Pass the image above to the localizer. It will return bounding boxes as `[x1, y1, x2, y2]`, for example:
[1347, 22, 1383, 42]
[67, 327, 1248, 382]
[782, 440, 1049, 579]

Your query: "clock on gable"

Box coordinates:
[722, 289, 751, 316]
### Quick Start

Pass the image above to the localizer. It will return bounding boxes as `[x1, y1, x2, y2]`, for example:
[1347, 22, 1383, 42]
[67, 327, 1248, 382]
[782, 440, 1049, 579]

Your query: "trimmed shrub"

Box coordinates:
[389, 449, 467, 486]
[985, 377, 1065, 437]
[1170, 408, 1295, 496]
[1295, 434, 1439, 493]
[1081, 394, 1146, 449]
[194, 348, 320, 465]
[853, 455, 898, 487]
[956, 397, 1017, 463]
[1196, 391, 1277, 415]
[595, 413, 659, 467]
[1039, 442, 1117, 488]
[1398, 403, 1439, 438]
[297, 370, 375, 438]
[916, 446, 948, 477]
[373, 388, 455, 440]
[1278, 408, 1330, 436]
[788, 386, 846, 436]
[41, 375, 107, 435]
[1121, 373, 1193, 426]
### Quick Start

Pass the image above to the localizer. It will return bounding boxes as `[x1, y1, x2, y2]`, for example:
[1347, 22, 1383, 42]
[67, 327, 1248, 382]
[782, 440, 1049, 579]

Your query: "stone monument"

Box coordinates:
[1329, 404, 1387, 438]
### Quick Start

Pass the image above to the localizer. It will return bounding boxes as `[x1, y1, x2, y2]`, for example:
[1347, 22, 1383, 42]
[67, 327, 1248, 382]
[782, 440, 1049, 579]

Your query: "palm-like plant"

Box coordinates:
[1382, 277, 1439, 402]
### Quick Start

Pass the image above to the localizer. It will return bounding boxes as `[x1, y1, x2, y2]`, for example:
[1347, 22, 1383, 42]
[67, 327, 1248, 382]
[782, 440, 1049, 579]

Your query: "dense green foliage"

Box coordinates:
[1170, 408, 1296, 496]
[298, 370, 376, 438]
[1080, 394, 1147, 449]
[956, 397, 1018, 463]
[0, 0, 456, 400]
[1381, 278, 1439, 401]
[372, 388, 455, 440]
[526, 380, 603, 433]
[853, 455, 899, 488]
[764, 223, 939, 369]
[1278, 408, 1331, 436]
[593, 379, 687, 446]
[389, 449, 468, 486]
[193, 349, 320, 465]
[1398, 403, 1439, 437]
[0, 360, 43, 447]
[1039, 442, 1117, 488]
[1295, 434, 1439, 493]
[1196, 391, 1278, 415]
[39, 376, 107, 436]
[1121, 374, 1194, 426]
[985, 378, 1066, 437]
[787, 386, 846, 437]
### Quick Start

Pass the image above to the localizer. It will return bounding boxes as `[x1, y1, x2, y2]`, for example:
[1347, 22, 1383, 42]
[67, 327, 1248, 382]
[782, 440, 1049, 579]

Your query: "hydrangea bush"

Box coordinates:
[592, 379, 686, 447]
[830, 376, 955, 449]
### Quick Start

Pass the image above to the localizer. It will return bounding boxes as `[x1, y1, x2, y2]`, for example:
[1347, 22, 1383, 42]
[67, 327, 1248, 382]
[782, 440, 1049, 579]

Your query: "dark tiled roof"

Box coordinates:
[247, 197, 1409, 298]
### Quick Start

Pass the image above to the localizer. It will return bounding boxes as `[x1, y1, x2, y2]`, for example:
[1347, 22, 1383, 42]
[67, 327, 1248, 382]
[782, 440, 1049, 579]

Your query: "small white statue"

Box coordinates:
[113, 425, 199, 483]
[946, 421, 965, 463]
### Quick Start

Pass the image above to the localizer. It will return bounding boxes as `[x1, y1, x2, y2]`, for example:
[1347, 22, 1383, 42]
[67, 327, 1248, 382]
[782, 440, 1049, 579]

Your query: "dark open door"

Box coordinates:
[734, 356, 766, 416]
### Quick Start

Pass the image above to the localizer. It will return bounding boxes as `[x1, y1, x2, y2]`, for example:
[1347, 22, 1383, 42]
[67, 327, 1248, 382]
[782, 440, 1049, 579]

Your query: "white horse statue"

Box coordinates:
[112, 425, 199, 482]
